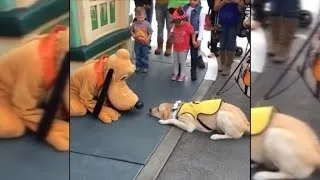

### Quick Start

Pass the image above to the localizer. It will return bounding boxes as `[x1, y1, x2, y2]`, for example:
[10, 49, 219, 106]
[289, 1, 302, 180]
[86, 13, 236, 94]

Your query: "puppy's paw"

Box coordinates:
[210, 134, 221, 140]
[252, 171, 276, 180]
[158, 120, 168, 124]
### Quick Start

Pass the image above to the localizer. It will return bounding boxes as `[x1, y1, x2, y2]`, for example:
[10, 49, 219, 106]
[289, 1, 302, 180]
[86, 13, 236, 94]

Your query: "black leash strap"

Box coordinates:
[213, 49, 250, 97]
[263, 20, 320, 100]
[36, 52, 70, 140]
[93, 69, 114, 117]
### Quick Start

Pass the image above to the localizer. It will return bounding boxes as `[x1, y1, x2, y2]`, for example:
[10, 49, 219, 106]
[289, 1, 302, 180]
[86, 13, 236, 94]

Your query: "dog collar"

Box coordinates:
[172, 100, 182, 111]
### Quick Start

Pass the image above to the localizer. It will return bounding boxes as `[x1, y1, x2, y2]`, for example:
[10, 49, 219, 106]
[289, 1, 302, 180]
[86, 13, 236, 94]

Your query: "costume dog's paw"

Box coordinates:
[46, 120, 69, 151]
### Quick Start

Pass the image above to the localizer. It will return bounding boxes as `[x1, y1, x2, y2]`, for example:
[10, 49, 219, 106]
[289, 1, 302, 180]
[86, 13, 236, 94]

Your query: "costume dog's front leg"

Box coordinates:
[0, 103, 26, 138]
[23, 113, 69, 151]
[11, 67, 69, 151]
[78, 80, 120, 123]
[159, 119, 196, 133]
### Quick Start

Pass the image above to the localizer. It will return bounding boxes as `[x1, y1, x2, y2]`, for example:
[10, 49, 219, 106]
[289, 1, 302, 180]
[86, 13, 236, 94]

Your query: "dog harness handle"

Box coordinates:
[36, 52, 70, 140]
[93, 69, 114, 117]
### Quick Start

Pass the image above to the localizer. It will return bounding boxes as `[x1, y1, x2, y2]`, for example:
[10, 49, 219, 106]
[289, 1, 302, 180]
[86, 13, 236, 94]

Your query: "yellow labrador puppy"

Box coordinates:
[251, 107, 320, 179]
[149, 99, 249, 140]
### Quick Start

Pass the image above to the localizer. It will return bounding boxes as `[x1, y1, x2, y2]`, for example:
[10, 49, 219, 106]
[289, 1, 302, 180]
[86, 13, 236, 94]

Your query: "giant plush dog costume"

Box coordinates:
[70, 49, 143, 123]
[0, 25, 70, 151]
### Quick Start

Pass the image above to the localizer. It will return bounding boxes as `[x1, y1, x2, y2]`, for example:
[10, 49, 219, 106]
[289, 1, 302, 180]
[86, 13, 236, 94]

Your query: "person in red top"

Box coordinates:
[170, 7, 196, 82]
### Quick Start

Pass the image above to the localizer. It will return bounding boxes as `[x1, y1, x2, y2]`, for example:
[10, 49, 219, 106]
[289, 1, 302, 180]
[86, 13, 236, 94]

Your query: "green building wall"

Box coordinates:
[0, 0, 15, 11]
[70, 0, 81, 48]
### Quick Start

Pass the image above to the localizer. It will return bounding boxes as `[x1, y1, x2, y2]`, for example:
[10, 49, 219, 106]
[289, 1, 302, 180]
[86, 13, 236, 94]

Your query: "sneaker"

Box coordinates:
[171, 74, 179, 81]
[135, 67, 141, 72]
[142, 68, 149, 73]
[177, 75, 186, 82]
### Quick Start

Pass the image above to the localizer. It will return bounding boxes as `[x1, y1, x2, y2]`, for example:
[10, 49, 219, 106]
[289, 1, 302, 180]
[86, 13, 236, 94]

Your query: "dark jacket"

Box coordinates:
[134, 0, 153, 7]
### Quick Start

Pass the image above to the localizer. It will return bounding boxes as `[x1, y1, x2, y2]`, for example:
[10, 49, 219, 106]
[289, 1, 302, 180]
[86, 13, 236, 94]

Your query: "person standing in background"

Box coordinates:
[134, 0, 154, 24]
[154, 0, 173, 56]
[214, 0, 245, 76]
[183, 0, 206, 81]
[267, 0, 300, 63]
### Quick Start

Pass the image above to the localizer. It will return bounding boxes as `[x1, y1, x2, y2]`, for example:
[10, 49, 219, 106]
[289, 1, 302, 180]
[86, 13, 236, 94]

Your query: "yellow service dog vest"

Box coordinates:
[251, 106, 278, 135]
[177, 99, 222, 119]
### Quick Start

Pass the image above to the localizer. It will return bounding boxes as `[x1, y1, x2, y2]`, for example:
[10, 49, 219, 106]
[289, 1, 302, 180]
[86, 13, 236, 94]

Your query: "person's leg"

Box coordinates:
[141, 44, 150, 72]
[219, 25, 228, 72]
[155, 3, 165, 55]
[172, 51, 180, 80]
[222, 25, 237, 76]
[164, 3, 173, 56]
[274, 0, 300, 62]
[190, 35, 199, 81]
[134, 42, 142, 71]
[268, 0, 284, 56]
[177, 50, 189, 81]
[146, 1, 153, 24]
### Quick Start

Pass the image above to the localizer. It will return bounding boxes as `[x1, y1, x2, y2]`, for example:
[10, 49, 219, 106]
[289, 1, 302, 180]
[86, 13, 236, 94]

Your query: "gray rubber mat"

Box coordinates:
[157, 65, 250, 180]
[251, 66, 320, 179]
[0, 134, 69, 180]
[71, 60, 206, 177]
[70, 153, 143, 180]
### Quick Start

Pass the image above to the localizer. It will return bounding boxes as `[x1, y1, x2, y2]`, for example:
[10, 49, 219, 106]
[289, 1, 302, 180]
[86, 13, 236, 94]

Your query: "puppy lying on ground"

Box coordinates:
[150, 99, 249, 140]
[251, 107, 320, 180]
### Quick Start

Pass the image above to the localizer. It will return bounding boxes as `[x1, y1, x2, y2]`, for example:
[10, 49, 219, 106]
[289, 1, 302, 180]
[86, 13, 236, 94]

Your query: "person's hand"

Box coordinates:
[192, 41, 198, 47]
[251, 20, 261, 30]
[196, 40, 201, 48]
[243, 18, 250, 28]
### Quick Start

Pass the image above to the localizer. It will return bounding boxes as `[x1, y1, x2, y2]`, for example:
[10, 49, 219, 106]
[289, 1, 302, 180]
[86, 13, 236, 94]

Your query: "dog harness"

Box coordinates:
[175, 99, 222, 131]
[251, 106, 278, 135]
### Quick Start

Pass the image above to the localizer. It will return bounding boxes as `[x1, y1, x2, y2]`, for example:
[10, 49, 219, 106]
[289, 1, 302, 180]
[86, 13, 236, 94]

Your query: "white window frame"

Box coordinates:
[77, 0, 127, 45]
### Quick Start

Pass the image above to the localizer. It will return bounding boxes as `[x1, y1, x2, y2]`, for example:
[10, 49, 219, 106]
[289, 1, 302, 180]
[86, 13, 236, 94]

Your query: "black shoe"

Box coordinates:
[191, 70, 197, 81]
[198, 56, 205, 69]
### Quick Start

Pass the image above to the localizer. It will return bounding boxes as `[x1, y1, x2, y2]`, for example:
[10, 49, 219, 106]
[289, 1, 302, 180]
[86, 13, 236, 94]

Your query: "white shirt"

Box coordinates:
[185, 6, 206, 41]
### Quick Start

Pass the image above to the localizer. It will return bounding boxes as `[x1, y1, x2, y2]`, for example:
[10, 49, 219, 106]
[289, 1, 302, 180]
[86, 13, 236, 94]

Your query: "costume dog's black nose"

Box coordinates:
[149, 108, 152, 112]
[134, 100, 144, 109]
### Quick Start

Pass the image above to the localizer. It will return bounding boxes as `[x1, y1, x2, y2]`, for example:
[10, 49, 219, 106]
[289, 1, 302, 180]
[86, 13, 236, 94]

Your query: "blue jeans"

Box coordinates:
[155, 3, 172, 41]
[270, 0, 300, 18]
[219, 25, 237, 51]
[134, 42, 149, 68]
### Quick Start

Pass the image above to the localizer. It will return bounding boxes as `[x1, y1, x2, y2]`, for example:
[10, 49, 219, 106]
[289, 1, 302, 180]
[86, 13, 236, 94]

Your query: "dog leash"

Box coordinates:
[263, 20, 320, 100]
[36, 52, 70, 141]
[210, 48, 251, 99]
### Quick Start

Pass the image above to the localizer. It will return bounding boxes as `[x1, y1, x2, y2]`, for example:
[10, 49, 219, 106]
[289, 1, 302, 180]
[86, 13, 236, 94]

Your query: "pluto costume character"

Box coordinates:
[70, 49, 143, 123]
[0, 25, 70, 151]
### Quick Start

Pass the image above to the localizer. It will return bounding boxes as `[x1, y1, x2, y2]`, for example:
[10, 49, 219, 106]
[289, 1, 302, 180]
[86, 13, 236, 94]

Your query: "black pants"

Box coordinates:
[190, 35, 199, 74]
[209, 10, 219, 54]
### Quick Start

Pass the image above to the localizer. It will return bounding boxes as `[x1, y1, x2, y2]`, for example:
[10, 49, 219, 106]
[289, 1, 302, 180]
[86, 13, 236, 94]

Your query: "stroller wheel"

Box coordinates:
[236, 47, 243, 57]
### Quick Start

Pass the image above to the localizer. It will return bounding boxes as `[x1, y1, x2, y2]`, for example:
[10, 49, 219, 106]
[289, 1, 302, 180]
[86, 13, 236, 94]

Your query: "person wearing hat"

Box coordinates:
[170, 7, 196, 82]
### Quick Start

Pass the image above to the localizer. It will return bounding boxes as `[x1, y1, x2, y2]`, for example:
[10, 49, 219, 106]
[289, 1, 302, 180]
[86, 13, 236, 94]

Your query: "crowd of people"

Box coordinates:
[130, 0, 251, 82]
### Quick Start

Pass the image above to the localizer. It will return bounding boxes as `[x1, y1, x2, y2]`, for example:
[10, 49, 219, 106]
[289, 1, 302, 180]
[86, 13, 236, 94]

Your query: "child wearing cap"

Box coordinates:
[170, 8, 196, 82]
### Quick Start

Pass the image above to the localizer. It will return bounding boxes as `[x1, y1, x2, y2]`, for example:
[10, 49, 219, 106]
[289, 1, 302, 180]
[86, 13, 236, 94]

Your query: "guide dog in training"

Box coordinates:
[251, 107, 320, 179]
[149, 99, 249, 140]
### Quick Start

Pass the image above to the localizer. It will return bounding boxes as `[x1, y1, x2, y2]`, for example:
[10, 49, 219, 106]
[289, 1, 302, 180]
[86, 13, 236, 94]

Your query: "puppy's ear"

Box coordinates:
[162, 109, 170, 120]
